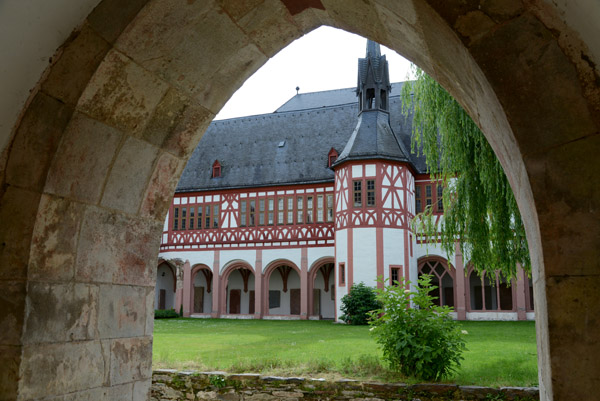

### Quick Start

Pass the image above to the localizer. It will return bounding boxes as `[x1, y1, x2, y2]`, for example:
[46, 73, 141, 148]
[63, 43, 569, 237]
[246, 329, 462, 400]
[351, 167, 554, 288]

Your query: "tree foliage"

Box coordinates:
[401, 66, 530, 278]
[340, 283, 381, 325]
[369, 275, 465, 381]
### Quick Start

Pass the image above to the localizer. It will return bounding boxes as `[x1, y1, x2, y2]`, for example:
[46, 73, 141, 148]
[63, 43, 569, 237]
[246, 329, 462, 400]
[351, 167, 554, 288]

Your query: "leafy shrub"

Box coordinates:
[154, 309, 179, 319]
[340, 282, 381, 325]
[368, 275, 465, 381]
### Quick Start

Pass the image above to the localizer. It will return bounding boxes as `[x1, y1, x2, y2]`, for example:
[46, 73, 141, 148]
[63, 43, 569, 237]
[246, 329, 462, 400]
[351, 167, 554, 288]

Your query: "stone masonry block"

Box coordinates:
[98, 284, 146, 339]
[42, 23, 111, 106]
[19, 340, 106, 399]
[87, 0, 150, 44]
[100, 135, 159, 214]
[133, 378, 152, 401]
[237, 0, 302, 58]
[45, 112, 123, 204]
[110, 336, 153, 386]
[143, 87, 214, 158]
[195, 43, 266, 115]
[0, 345, 20, 401]
[115, 2, 248, 99]
[469, 13, 597, 153]
[0, 281, 26, 345]
[5, 91, 74, 191]
[77, 49, 169, 137]
[75, 205, 162, 286]
[0, 186, 40, 280]
[140, 151, 184, 222]
[29, 194, 86, 281]
[219, 0, 265, 21]
[145, 286, 155, 335]
[525, 134, 600, 277]
[24, 282, 98, 344]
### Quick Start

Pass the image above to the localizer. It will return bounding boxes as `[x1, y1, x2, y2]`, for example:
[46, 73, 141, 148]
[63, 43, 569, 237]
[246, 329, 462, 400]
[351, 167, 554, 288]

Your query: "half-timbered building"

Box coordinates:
[156, 41, 534, 322]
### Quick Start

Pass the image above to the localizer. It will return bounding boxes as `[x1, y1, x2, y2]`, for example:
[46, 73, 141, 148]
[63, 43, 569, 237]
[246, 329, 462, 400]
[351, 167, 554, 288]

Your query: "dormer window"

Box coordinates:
[212, 160, 221, 178]
[328, 148, 339, 168]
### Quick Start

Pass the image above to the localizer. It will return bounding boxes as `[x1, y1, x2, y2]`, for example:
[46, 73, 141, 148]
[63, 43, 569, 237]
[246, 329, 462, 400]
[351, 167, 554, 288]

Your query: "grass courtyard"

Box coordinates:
[153, 318, 537, 388]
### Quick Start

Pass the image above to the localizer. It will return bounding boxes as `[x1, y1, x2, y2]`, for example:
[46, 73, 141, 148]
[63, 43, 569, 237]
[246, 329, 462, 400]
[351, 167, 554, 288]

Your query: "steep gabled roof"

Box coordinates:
[176, 89, 426, 193]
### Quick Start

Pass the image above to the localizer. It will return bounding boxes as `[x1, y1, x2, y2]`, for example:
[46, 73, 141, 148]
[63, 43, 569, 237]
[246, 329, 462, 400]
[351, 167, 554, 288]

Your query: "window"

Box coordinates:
[353, 180, 362, 207]
[277, 198, 284, 225]
[249, 200, 255, 226]
[415, 186, 422, 213]
[212, 205, 219, 228]
[425, 185, 432, 209]
[316, 195, 324, 222]
[328, 148, 339, 168]
[419, 260, 454, 307]
[326, 194, 334, 222]
[366, 179, 375, 207]
[173, 207, 179, 230]
[437, 184, 444, 212]
[205, 205, 211, 229]
[181, 208, 186, 230]
[212, 160, 221, 178]
[390, 266, 401, 286]
[259, 199, 265, 225]
[240, 201, 247, 227]
[287, 197, 293, 224]
[339, 263, 346, 286]
[189, 207, 194, 230]
[197, 207, 202, 229]
[329, 154, 337, 166]
[306, 196, 313, 223]
[268, 198, 274, 225]
[297, 196, 303, 224]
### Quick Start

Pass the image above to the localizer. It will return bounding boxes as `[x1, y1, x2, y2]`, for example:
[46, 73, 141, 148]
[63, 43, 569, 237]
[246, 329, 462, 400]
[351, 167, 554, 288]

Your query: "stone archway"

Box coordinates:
[220, 262, 255, 316]
[263, 260, 303, 317]
[308, 258, 336, 319]
[0, 1, 598, 400]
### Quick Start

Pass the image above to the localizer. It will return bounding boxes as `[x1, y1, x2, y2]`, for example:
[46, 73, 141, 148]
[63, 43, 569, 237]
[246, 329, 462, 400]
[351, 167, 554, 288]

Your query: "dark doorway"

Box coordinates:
[290, 288, 301, 315]
[194, 286, 204, 313]
[230, 289, 241, 314]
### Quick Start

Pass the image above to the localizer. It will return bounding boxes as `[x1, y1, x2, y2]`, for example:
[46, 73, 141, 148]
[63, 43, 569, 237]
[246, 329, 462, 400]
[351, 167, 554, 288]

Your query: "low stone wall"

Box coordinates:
[151, 370, 539, 400]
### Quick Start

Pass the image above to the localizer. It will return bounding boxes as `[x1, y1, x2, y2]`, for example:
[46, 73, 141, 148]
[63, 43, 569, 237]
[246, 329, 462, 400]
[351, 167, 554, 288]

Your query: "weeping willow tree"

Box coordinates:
[401, 66, 530, 278]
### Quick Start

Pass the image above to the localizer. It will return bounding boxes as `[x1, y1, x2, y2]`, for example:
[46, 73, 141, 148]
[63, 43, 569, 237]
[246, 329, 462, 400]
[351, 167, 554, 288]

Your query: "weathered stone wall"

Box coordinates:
[151, 370, 539, 401]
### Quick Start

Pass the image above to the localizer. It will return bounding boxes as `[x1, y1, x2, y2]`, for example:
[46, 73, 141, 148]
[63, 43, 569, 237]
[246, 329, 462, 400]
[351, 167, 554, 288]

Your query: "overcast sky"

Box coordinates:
[216, 26, 413, 120]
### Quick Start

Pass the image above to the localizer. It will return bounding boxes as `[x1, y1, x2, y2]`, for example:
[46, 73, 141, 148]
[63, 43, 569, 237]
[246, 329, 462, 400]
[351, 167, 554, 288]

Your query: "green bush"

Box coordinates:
[368, 275, 465, 381]
[340, 282, 381, 325]
[154, 309, 179, 319]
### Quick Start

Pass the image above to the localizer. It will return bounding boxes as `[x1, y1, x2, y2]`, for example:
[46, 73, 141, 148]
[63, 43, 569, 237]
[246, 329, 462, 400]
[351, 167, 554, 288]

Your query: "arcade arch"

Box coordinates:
[0, 1, 597, 400]
[309, 258, 336, 319]
[263, 260, 302, 317]
[190, 264, 213, 315]
[156, 261, 177, 311]
[220, 262, 255, 316]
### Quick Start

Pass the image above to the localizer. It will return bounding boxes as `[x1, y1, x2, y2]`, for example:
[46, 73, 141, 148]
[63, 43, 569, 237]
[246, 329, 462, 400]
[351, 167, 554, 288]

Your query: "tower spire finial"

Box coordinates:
[366, 40, 381, 58]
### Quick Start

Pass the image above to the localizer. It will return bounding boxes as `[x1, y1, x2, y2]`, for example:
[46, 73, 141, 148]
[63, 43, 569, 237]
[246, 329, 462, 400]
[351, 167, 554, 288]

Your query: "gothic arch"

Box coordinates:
[157, 259, 178, 293]
[308, 257, 336, 319]
[0, 1, 597, 399]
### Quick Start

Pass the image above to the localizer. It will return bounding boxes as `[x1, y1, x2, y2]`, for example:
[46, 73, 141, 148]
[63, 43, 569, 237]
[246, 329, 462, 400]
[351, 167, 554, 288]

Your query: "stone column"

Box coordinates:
[254, 250, 263, 319]
[211, 251, 220, 318]
[454, 243, 467, 320]
[300, 248, 309, 319]
[182, 260, 191, 317]
[515, 264, 527, 321]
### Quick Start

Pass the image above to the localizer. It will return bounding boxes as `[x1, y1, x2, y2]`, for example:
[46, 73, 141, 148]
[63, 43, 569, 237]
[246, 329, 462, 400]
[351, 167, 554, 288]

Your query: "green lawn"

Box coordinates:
[153, 318, 537, 387]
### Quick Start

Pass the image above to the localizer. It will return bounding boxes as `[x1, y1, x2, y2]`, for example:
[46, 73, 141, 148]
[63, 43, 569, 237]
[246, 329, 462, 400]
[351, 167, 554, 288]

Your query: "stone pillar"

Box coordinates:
[515, 265, 527, 321]
[254, 250, 263, 319]
[212, 251, 220, 318]
[300, 248, 309, 319]
[182, 261, 191, 317]
[454, 243, 467, 320]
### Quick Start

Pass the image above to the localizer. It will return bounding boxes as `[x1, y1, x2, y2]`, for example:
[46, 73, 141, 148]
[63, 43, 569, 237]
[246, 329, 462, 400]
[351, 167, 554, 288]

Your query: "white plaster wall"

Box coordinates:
[226, 269, 255, 314]
[193, 271, 213, 314]
[313, 267, 335, 319]
[158, 250, 215, 270]
[267, 269, 301, 315]
[155, 265, 175, 310]
[262, 248, 301, 273]
[413, 242, 448, 261]
[335, 229, 348, 321]
[307, 247, 335, 269]
[466, 311, 518, 321]
[352, 227, 378, 287]
[219, 249, 257, 273]
[383, 228, 405, 284]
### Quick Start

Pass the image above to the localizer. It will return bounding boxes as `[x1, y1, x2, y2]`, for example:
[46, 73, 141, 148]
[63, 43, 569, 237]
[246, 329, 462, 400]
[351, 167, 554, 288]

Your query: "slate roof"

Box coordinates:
[176, 87, 427, 193]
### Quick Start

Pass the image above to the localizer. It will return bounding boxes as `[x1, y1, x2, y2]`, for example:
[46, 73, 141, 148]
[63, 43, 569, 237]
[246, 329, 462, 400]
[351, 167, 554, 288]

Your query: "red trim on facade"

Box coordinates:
[389, 264, 403, 286]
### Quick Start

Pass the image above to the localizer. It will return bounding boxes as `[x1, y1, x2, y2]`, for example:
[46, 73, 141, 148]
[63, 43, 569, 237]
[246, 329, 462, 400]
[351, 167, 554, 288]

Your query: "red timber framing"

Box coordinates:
[161, 183, 335, 251]
[334, 160, 415, 231]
